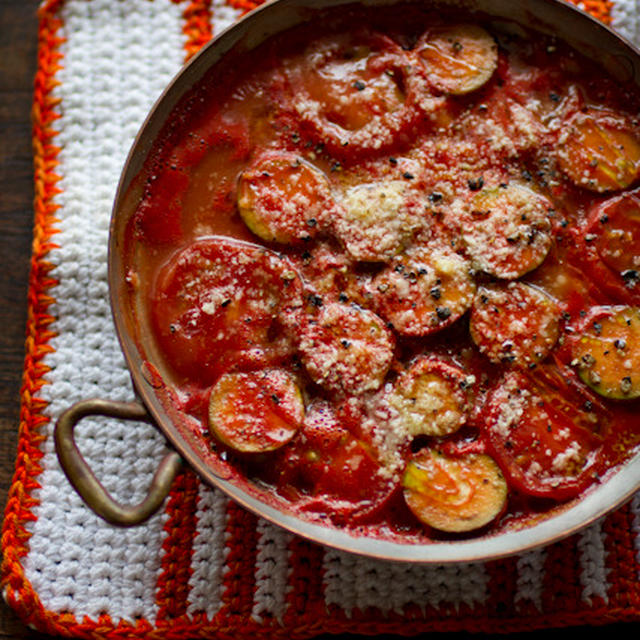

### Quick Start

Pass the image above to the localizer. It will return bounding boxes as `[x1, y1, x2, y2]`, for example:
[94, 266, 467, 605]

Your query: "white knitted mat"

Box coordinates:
[4, 0, 640, 636]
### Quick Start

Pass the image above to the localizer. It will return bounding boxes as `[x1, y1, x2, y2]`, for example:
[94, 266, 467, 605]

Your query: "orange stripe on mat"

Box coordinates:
[540, 535, 583, 615]
[156, 469, 201, 620]
[226, 0, 265, 15]
[283, 537, 325, 626]
[181, 0, 213, 61]
[603, 503, 640, 612]
[1, 0, 634, 637]
[568, 0, 613, 23]
[219, 501, 260, 617]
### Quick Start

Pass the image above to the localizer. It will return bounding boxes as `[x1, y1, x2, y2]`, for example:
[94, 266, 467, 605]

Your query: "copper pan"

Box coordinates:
[55, 0, 640, 563]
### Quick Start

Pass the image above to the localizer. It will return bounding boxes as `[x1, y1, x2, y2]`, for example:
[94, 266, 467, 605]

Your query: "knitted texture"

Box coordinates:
[3, 0, 640, 637]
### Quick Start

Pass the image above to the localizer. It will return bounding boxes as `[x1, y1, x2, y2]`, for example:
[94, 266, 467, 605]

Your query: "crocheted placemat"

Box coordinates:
[3, 0, 640, 637]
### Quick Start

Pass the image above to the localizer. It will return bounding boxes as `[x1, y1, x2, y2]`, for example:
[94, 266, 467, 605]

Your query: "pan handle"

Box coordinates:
[55, 398, 183, 526]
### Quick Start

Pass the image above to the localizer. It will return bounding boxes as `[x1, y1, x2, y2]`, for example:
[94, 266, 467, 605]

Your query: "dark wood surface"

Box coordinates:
[0, 1, 638, 638]
[0, 0, 46, 637]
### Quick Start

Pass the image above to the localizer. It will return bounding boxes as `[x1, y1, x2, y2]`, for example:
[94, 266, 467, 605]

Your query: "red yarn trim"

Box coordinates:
[566, 0, 614, 22]
[156, 469, 201, 620]
[283, 536, 325, 624]
[226, 0, 265, 15]
[542, 534, 583, 613]
[485, 555, 520, 618]
[181, 0, 213, 61]
[603, 503, 640, 611]
[6, 1, 640, 638]
[219, 501, 260, 617]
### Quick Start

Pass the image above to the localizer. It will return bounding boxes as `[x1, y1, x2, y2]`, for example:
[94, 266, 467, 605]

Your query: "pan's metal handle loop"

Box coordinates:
[55, 398, 183, 526]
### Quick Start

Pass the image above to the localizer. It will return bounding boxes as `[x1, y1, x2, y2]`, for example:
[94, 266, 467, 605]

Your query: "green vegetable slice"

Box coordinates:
[209, 369, 304, 453]
[415, 24, 498, 95]
[386, 357, 473, 437]
[237, 151, 333, 244]
[462, 182, 553, 279]
[403, 449, 507, 533]
[557, 109, 640, 193]
[572, 306, 640, 399]
[333, 180, 423, 262]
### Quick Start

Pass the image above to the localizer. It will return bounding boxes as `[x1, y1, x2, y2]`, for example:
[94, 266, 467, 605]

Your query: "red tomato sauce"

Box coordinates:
[123, 6, 640, 541]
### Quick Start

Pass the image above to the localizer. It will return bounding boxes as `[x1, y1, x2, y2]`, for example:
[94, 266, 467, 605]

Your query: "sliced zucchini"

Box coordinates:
[297, 302, 394, 396]
[208, 369, 304, 453]
[332, 180, 423, 262]
[386, 358, 473, 438]
[403, 449, 507, 533]
[557, 109, 640, 193]
[237, 151, 333, 244]
[572, 306, 640, 399]
[371, 244, 476, 336]
[470, 282, 561, 366]
[462, 182, 553, 279]
[415, 24, 498, 95]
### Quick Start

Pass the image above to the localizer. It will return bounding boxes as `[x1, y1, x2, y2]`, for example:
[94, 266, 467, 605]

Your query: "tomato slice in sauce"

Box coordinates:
[371, 244, 476, 336]
[482, 369, 604, 500]
[285, 30, 436, 156]
[470, 281, 561, 366]
[571, 191, 640, 305]
[297, 301, 394, 396]
[276, 401, 399, 524]
[151, 237, 303, 386]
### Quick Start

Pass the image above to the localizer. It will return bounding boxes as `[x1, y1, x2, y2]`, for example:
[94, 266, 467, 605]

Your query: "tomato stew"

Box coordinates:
[123, 5, 640, 541]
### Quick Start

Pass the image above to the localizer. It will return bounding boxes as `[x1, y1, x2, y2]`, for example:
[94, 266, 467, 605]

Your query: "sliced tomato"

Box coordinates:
[482, 369, 604, 500]
[557, 108, 640, 192]
[415, 24, 498, 96]
[371, 243, 476, 336]
[461, 182, 553, 279]
[237, 151, 335, 244]
[208, 369, 304, 453]
[285, 30, 432, 157]
[277, 401, 399, 524]
[470, 281, 561, 366]
[151, 237, 303, 386]
[570, 305, 640, 400]
[573, 191, 640, 305]
[297, 302, 394, 396]
[290, 241, 368, 306]
[594, 191, 640, 275]
[403, 448, 507, 533]
[568, 196, 640, 306]
[384, 357, 473, 438]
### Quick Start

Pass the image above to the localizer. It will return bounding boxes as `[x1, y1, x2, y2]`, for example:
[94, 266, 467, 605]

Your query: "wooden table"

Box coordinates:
[0, 0, 46, 637]
[1, 1, 638, 638]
